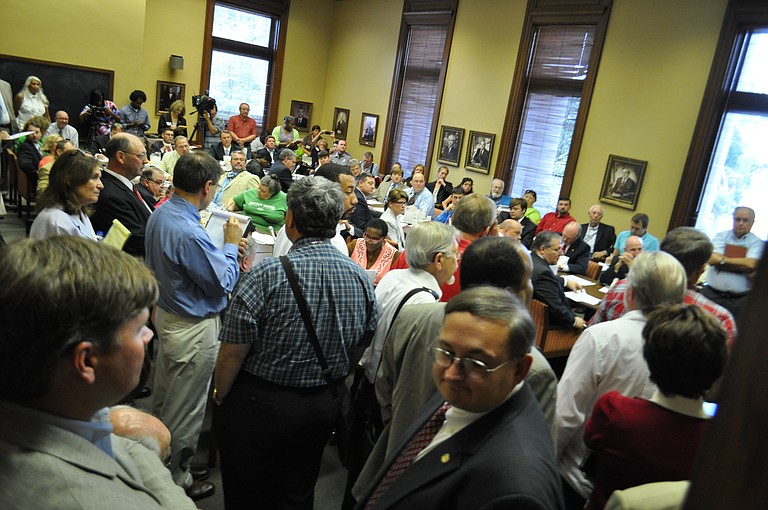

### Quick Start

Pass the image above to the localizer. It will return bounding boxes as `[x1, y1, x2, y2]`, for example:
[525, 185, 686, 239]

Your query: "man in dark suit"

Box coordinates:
[254, 135, 278, 169]
[580, 204, 616, 261]
[355, 286, 563, 510]
[137, 167, 166, 209]
[610, 167, 636, 200]
[208, 130, 250, 160]
[440, 133, 459, 162]
[498, 197, 536, 249]
[558, 221, 590, 275]
[88, 122, 123, 155]
[425, 165, 453, 211]
[471, 139, 490, 167]
[530, 231, 586, 330]
[91, 133, 152, 256]
[268, 148, 296, 193]
[347, 172, 379, 238]
[150, 128, 176, 158]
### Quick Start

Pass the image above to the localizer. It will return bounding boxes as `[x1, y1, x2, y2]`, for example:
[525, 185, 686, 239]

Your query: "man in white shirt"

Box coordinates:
[556, 251, 687, 508]
[46, 110, 79, 147]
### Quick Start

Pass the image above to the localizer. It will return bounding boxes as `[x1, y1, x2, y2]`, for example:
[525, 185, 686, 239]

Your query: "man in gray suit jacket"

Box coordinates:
[354, 286, 563, 509]
[0, 236, 196, 509]
[352, 236, 559, 504]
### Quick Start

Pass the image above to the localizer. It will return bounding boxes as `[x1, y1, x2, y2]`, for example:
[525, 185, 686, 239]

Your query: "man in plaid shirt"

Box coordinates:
[589, 227, 736, 348]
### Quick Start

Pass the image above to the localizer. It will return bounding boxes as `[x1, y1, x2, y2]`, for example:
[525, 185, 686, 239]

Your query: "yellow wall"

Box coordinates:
[4, 0, 729, 235]
[3, 0, 147, 104]
[571, 0, 728, 238]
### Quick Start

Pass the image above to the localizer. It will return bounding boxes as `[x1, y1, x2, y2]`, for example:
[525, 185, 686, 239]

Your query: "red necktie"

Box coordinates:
[365, 402, 450, 509]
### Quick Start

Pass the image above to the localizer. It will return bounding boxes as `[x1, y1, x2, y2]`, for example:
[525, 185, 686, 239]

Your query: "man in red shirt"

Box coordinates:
[227, 103, 257, 150]
[535, 196, 576, 235]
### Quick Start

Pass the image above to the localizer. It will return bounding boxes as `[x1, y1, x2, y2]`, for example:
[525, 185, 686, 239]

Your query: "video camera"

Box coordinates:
[191, 94, 216, 115]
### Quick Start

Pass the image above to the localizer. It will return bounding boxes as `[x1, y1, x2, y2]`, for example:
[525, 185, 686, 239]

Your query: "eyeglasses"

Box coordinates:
[432, 346, 513, 381]
[150, 179, 165, 185]
[392, 200, 407, 205]
[120, 150, 147, 159]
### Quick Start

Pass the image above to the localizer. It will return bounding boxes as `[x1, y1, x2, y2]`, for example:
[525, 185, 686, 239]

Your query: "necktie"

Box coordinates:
[365, 402, 450, 509]
[407, 191, 418, 206]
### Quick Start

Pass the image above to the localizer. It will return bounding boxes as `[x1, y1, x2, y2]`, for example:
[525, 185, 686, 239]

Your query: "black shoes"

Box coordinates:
[185, 480, 215, 501]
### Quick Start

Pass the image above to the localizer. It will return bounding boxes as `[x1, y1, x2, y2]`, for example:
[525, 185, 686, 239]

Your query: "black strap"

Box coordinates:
[279, 256, 343, 405]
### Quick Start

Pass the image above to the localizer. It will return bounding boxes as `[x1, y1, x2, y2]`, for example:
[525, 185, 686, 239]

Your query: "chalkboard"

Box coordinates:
[0, 54, 114, 146]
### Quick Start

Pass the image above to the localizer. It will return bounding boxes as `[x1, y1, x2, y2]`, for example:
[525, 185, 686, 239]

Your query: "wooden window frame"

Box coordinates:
[494, 0, 612, 195]
[669, 0, 768, 230]
[200, 0, 289, 135]
[379, 0, 458, 176]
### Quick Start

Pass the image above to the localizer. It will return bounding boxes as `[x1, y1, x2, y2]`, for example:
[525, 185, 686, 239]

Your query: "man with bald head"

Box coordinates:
[580, 204, 615, 261]
[46, 110, 79, 147]
[499, 219, 522, 241]
[91, 133, 152, 256]
[558, 221, 590, 275]
[599, 235, 642, 285]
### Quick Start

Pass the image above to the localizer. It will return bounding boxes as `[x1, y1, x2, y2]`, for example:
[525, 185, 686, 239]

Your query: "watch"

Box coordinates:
[719, 257, 726, 266]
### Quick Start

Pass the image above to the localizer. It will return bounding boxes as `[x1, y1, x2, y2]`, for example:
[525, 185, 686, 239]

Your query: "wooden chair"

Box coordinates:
[8, 150, 36, 234]
[529, 299, 583, 358]
[585, 260, 601, 280]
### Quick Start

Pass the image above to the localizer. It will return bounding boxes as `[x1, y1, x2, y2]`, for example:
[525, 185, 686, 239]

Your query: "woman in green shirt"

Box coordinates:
[229, 175, 287, 233]
[523, 189, 541, 225]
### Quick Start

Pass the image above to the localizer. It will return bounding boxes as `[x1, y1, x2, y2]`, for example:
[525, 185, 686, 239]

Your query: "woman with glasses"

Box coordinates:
[381, 188, 408, 250]
[347, 218, 400, 285]
[30, 150, 103, 240]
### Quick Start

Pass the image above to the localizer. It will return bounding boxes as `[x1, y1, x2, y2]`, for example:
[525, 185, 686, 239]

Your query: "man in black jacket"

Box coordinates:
[580, 204, 616, 262]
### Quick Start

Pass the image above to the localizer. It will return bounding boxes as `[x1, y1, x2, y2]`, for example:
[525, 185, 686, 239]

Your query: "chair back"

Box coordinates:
[586, 260, 601, 280]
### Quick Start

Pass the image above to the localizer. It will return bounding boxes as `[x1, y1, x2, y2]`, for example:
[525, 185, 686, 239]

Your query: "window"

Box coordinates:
[671, 0, 768, 237]
[201, 1, 288, 134]
[689, 30, 768, 240]
[496, 0, 612, 214]
[380, 1, 458, 177]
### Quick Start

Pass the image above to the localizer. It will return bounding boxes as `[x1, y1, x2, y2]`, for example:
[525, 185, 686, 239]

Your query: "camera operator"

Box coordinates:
[79, 89, 120, 136]
[197, 98, 225, 151]
[302, 124, 333, 169]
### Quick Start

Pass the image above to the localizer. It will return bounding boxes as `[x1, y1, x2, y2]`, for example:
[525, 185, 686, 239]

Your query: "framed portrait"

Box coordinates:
[464, 131, 495, 174]
[359, 112, 378, 147]
[290, 100, 312, 132]
[156, 81, 185, 115]
[437, 125, 464, 166]
[333, 107, 350, 140]
[599, 154, 647, 210]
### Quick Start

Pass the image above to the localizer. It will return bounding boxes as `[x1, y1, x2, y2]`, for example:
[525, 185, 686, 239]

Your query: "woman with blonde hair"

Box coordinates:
[14, 76, 50, 130]
[158, 99, 188, 137]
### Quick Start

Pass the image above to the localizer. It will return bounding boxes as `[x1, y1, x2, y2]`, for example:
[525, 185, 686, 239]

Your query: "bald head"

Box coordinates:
[562, 221, 581, 246]
[625, 235, 643, 255]
[499, 219, 522, 241]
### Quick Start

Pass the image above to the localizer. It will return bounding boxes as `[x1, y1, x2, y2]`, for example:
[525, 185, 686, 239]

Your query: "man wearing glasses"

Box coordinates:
[355, 286, 563, 510]
[91, 133, 152, 256]
[138, 167, 167, 209]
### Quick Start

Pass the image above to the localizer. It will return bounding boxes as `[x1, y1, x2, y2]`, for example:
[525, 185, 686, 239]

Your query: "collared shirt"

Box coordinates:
[705, 229, 764, 293]
[145, 193, 240, 318]
[557, 309, 656, 499]
[1, 402, 114, 458]
[330, 151, 351, 167]
[360, 267, 441, 382]
[406, 188, 436, 219]
[220, 237, 378, 387]
[588, 280, 737, 349]
[119, 104, 150, 137]
[583, 224, 600, 251]
[614, 229, 659, 253]
[535, 212, 575, 234]
[45, 123, 80, 147]
[227, 115, 257, 140]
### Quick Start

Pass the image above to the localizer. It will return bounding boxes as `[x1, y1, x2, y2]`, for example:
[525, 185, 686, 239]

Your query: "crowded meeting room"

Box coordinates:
[1, 0, 768, 509]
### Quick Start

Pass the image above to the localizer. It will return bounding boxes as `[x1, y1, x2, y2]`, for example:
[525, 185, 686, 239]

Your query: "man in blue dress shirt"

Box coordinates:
[145, 151, 245, 501]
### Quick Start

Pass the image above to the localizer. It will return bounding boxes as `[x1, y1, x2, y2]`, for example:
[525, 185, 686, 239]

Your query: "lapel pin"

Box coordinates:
[441, 453, 450, 464]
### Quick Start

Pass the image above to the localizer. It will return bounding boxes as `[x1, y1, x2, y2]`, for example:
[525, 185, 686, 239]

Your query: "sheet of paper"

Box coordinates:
[251, 230, 275, 246]
[565, 291, 602, 306]
[205, 209, 250, 249]
[5, 130, 33, 140]
[562, 274, 596, 287]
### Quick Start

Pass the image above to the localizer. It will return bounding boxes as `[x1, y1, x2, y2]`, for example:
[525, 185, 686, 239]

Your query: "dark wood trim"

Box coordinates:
[667, 0, 768, 231]
[380, 0, 458, 176]
[198, 0, 289, 141]
[494, 0, 612, 197]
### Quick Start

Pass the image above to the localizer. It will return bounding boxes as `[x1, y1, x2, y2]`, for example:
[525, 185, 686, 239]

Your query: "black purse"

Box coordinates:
[279, 256, 350, 463]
